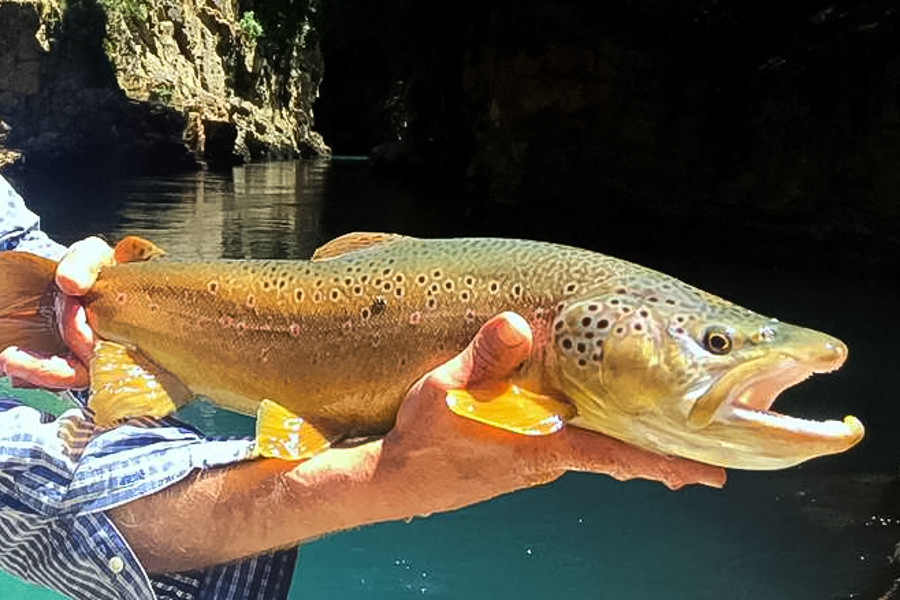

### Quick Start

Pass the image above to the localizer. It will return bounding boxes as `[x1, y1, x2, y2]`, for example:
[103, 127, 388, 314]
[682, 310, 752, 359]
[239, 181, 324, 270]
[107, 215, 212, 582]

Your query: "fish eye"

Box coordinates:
[703, 327, 733, 355]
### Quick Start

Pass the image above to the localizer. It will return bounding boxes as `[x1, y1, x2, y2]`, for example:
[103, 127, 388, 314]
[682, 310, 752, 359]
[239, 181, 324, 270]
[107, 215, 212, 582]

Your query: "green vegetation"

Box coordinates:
[96, 0, 148, 22]
[239, 10, 264, 41]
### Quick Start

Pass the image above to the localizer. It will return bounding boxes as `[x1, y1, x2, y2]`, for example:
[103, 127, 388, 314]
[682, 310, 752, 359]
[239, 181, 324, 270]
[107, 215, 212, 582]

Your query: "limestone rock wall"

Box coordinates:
[0, 0, 328, 174]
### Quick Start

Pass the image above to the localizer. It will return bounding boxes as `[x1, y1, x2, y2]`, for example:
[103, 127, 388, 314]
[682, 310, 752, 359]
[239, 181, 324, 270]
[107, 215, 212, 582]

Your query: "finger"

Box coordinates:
[559, 427, 727, 490]
[56, 236, 115, 296]
[433, 312, 533, 390]
[56, 296, 94, 365]
[0, 346, 89, 389]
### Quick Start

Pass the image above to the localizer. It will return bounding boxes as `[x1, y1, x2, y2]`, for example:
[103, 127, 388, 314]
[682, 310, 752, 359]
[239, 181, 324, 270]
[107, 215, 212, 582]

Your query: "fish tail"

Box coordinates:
[0, 251, 66, 355]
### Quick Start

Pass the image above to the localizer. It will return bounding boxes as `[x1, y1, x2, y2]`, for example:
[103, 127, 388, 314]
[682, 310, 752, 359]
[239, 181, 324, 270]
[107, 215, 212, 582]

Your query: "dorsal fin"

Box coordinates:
[311, 232, 410, 261]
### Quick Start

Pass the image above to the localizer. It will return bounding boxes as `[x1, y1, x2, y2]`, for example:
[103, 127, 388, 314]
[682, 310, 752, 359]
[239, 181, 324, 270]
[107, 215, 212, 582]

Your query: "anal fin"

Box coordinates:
[256, 399, 334, 460]
[446, 386, 576, 435]
[89, 341, 190, 425]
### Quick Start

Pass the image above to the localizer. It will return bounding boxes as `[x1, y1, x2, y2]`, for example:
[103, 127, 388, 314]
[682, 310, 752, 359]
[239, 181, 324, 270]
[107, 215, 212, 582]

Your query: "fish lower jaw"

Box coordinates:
[724, 406, 865, 445]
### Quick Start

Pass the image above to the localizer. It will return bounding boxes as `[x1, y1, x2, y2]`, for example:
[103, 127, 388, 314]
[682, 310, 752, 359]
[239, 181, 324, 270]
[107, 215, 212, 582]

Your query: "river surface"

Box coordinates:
[2, 159, 898, 599]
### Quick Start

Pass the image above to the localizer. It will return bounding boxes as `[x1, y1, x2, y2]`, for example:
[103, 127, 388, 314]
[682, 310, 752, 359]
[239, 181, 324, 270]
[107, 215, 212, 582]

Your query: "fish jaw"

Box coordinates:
[683, 336, 864, 469]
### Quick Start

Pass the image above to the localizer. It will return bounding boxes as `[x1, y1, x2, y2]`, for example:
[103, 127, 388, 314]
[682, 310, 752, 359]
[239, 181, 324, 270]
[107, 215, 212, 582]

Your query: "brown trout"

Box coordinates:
[0, 233, 864, 469]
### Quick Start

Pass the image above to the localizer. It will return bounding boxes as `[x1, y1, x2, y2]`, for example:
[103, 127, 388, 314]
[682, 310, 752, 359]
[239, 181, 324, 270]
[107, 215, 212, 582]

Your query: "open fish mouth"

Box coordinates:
[720, 357, 864, 442]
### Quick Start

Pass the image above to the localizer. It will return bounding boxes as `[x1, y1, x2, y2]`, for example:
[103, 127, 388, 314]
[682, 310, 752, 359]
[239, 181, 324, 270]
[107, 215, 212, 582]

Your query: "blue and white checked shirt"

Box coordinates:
[0, 175, 297, 600]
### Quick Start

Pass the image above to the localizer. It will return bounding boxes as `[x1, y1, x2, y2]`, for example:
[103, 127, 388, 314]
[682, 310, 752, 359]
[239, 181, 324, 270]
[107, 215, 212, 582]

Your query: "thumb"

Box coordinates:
[56, 236, 115, 296]
[434, 312, 534, 390]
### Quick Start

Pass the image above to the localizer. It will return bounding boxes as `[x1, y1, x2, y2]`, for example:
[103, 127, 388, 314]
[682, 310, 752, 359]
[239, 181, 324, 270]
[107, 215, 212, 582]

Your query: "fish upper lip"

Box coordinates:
[725, 359, 813, 413]
[725, 342, 847, 415]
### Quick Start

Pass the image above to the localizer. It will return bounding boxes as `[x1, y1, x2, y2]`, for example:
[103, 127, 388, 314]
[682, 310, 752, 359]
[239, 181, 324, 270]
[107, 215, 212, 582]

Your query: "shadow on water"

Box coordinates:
[7, 159, 900, 599]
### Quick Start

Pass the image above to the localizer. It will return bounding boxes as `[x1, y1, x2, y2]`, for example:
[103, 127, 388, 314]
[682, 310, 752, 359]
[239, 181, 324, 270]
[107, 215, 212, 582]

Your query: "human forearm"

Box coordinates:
[107, 440, 420, 574]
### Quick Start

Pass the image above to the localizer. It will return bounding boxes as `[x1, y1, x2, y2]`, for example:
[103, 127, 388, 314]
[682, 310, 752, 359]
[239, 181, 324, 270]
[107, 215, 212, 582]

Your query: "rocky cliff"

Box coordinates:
[0, 0, 328, 173]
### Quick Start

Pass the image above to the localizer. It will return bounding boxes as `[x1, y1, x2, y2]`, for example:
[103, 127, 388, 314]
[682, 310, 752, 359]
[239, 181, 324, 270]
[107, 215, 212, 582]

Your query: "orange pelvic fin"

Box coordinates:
[255, 399, 334, 460]
[446, 386, 575, 436]
[89, 340, 190, 425]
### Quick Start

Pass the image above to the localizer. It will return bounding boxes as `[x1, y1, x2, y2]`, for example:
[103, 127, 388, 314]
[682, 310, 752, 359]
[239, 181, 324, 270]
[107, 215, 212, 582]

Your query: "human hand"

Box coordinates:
[0, 237, 113, 389]
[379, 312, 725, 512]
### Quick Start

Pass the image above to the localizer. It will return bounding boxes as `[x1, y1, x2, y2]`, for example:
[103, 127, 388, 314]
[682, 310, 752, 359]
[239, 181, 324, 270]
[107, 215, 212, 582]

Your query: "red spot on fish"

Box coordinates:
[116, 292, 126, 305]
[290, 323, 301, 337]
[207, 281, 219, 294]
[465, 308, 476, 322]
[219, 315, 234, 327]
[235, 321, 247, 333]
[148, 302, 159, 312]
[409, 311, 422, 325]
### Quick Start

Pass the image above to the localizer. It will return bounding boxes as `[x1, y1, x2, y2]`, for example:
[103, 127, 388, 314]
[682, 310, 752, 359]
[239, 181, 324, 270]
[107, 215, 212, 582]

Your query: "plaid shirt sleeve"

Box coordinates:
[0, 174, 298, 599]
[0, 175, 66, 259]
[0, 399, 297, 600]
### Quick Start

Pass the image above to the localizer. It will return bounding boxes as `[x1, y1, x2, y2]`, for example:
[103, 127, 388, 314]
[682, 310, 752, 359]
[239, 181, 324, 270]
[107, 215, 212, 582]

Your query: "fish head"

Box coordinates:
[550, 276, 864, 469]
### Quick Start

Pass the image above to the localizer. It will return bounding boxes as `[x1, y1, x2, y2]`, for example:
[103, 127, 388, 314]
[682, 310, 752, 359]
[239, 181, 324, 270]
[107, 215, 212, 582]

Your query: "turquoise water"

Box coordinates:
[2, 160, 897, 598]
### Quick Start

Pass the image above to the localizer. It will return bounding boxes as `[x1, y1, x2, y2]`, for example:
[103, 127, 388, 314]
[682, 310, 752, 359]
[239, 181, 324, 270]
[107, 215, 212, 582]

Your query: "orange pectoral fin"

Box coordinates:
[255, 400, 335, 460]
[445, 386, 575, 435]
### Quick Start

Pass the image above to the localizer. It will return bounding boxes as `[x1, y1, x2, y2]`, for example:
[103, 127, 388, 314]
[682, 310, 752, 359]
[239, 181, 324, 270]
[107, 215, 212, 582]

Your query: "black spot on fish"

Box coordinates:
[576, 342, 586, 353]
[597, 319, 609, 329]
[207, 281, 219, 294]
[578, 358, 587, 368]
[587, 304, 598, 311]
[562, 338, 573, 350]
[294, 289, 304, 302]
[639, 309, 649, 318]
[330, 289, 340, 301]
[417, 274, 427, 285]
[581, 317, 592, 327]
[370, 296, 387, 316]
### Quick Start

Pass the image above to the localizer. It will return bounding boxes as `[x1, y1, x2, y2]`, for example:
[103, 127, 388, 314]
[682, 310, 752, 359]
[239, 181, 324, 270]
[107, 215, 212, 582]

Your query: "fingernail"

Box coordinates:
[496, 312, 528, 347]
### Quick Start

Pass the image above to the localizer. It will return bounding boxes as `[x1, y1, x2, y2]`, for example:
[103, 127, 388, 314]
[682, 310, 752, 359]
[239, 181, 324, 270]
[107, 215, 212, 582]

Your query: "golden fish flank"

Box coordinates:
[0, 233, 864, 470]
